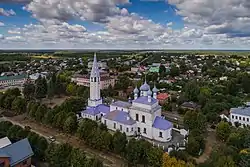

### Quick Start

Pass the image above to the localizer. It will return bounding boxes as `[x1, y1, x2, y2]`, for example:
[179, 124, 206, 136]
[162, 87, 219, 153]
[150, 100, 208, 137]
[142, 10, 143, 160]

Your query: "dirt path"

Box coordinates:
[194, 129, 217, 164]
[3, 115, 126, 167]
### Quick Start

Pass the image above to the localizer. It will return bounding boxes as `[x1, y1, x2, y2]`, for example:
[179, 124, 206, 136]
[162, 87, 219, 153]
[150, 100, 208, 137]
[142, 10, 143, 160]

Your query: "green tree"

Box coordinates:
[63, 116, 78, 134]
[216, 121, 231, 141]
[23, 82, 35, 100]
[169, 65, 180, 77]
[70, 148, 86, 167]
[35, 105, 47, 122]
[11, 97, 26, 114]
[184, 80, 200, 102]
[113, 131, 127, 156]
[35, 75, 47, 100]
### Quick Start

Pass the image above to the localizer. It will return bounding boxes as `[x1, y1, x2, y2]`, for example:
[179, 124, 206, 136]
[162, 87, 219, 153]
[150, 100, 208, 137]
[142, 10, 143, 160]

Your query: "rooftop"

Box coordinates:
[0, 138, 34, 166]
[0, 74, 27, 81]
[152, 116, 173, 130]
[231, 106, 250, 117]
[103, 110, 136, 125]
[111, 101, 132, 108]
[0, 137, 11, 149]
[133, 96, 158, 105]
[82, 104, 110, 116]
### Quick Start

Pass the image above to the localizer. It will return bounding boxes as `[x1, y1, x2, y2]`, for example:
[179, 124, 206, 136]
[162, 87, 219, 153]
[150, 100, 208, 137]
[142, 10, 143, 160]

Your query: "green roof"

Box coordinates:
[0, 74, 27, 81]
[149, 66, 159, 73]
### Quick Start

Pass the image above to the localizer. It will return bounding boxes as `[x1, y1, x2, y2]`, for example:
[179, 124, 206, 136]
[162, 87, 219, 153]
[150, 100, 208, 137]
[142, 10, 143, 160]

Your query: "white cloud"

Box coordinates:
[25, 0, 130, 23]
[0, 8, 16, 16]
[0, 22, 5, 26]
[167, 0, 250, 37]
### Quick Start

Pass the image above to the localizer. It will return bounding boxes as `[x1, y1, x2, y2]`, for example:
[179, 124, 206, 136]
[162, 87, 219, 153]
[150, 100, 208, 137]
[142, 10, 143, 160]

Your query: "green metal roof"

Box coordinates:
[0, 74, 27, 81]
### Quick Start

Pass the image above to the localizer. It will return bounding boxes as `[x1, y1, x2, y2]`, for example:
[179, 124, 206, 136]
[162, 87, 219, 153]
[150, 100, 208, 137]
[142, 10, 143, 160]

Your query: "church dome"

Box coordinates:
[140, 82, 150, 91]
[133, 86, 139, 94]
[152, 85, 158, 93]
[147, 89, 152, 96]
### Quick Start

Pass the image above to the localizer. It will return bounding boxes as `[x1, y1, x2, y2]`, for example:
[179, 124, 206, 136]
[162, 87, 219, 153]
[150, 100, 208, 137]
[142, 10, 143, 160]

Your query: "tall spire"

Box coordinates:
[91, 53, 100, 77]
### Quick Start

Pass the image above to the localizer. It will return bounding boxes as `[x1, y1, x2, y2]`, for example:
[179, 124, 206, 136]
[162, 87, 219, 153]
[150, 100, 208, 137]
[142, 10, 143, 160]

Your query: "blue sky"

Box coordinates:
[0, 0, 250, 49]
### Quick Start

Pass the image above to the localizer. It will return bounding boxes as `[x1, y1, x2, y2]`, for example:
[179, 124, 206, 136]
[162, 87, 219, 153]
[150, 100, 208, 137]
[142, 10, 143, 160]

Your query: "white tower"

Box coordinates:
[88, 53, 102, 107]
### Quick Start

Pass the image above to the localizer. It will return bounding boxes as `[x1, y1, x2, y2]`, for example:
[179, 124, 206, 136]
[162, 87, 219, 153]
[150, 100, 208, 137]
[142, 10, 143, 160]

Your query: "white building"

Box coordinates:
[81, 54, 173, 142]
[230, 104, 250, 127]
[0, 74, 27, 88]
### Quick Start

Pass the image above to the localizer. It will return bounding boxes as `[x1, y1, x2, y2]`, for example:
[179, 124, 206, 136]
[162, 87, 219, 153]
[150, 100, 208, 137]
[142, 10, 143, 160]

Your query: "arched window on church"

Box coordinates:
[94, 77, 96, 82]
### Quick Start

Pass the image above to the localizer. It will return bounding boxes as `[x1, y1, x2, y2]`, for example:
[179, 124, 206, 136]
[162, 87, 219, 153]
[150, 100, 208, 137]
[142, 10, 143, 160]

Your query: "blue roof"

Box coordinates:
[82, 104, 110, 116]
[111, 101, 132, 108]
[0, 138, 34, 166]
[152, 116, 173, 130]
[103, 110, 136, 125]
[0, 149, 10, 157]
[133, 96, 157, 105]
[231, 106, 250, 117]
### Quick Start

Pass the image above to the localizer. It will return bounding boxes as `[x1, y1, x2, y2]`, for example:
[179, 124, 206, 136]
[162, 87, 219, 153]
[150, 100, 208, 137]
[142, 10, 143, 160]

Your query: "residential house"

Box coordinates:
[0, 138, 34, 167]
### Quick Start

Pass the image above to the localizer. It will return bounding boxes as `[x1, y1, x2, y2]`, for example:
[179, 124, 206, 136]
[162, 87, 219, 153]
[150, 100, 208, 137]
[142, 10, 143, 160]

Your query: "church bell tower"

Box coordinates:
[88, 53, 102, 107]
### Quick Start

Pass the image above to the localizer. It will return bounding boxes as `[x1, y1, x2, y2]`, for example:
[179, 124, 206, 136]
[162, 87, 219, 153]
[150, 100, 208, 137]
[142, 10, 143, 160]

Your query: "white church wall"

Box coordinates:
[102, 118, 136, 136]
[152, 127, 172, 142]
[110, 105, 129, 112]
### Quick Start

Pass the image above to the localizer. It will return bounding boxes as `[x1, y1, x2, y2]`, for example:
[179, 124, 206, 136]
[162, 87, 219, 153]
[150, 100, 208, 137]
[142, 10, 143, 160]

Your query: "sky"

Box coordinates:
[0, 0, 250, 50]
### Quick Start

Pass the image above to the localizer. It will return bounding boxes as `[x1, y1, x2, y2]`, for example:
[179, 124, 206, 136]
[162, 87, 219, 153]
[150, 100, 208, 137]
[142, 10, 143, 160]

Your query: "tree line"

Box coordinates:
[0, 121, 103, 167]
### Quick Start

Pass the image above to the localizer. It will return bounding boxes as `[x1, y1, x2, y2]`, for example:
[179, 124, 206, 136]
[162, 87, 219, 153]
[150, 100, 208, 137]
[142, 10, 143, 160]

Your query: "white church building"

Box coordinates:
[81, 54, 173, 142]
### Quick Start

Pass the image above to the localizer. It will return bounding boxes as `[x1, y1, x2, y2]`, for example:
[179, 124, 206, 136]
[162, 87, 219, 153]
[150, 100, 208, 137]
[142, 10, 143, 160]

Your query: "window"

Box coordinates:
[247, 118, 249, 122]
[232, 115, 234, 119]
[136, 114, 139, 121]
[114, 123, 116, 129]
[243, 117, 245, 121]
[142, 115, 145, 123]
[236, 116, 238, 119]
[131, 127, 133, 131]
[94, 77, 96, 82]
[159, 132, 163, 138]
[126, 128, 129, 132]
[143, 128, 147, 134]
[138, 127, 140, 133]
[239, 117, 241, 120]
[120, 125, 122, 131]
[104, 120, 107, 125]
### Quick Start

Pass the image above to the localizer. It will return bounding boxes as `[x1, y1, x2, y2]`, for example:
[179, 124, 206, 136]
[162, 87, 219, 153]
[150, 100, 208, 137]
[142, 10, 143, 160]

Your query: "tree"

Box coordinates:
[162, 153, 194, 167]
[35, 75, 47, 100]
[3, 95, 15, 109]
[147, 147, 163, 167]
[70, 148, 86, 167]
[113, 131, 127, 155]
[43, 110, 54, 125]
[11, 97, 26, 114]
[216, 121, 231, 141]
[23, 82, 35, 100]
[184, 80, 200, 102]
[35, 105, 47, 122]
[169, 65, 180, 77]
[66, 83, 78, 95]
[187, 136, 201, 156]
[5, 88, 21, 97]
[47, 78, 55, 103]
[159, 65, 166, 75]
[63, 116, 77, 134]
